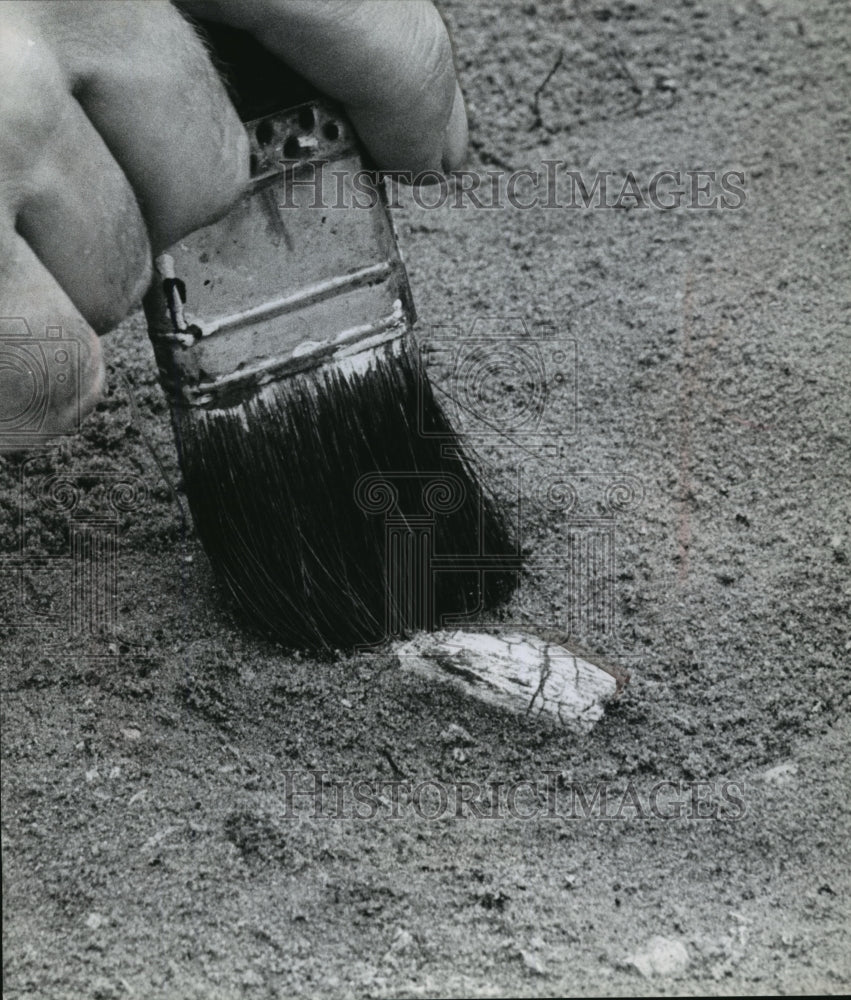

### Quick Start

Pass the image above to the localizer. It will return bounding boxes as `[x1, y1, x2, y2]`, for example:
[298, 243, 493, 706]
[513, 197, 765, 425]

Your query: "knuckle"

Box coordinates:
[0, 26, 66, 172]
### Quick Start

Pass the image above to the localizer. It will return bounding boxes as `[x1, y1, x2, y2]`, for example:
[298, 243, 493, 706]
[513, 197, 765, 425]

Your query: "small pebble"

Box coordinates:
[761, 760, 798, 786]
[628, 936, 690, 978]
[440, 723, 474, 745]
[520, 948, 547, 976]
[241, 968, 263, 987]
[390, 928, 414, 953]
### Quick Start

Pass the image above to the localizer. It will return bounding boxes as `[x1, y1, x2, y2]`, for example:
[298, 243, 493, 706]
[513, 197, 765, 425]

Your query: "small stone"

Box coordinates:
[440, 723, 474, 745]
[241, 968, 263, 987]
[390, 928, 414, 953]
[85, 911, 105, 930]
[761, 761, 798, 786]
[121, 727, 141, 742]
[520, 949, 547, 976]
[91, 978, 117, 1000]
[628, 936, 690, 978]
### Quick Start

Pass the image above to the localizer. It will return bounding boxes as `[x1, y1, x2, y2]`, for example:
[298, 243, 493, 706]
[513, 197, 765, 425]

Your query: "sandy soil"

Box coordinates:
[2, 1, 849, 996]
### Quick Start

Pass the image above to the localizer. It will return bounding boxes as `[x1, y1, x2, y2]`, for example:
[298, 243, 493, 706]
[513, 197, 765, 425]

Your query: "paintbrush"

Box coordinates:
[142, 28, 517, 650]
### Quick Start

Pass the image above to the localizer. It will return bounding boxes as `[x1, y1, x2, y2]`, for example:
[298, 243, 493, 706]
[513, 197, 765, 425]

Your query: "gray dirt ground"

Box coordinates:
[1, 0, 849, 996]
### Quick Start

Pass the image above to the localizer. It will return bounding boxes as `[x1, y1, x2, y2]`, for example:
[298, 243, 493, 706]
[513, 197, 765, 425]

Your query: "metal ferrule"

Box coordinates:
[143, 99, 415, 410]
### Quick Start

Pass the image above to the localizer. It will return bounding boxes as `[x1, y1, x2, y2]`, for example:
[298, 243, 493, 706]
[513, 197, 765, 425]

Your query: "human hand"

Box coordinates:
[0, 0, 467, 448]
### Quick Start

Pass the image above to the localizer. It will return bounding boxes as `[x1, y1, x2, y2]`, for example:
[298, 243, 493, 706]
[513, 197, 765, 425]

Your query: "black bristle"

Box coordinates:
[173, 340, 518, 651]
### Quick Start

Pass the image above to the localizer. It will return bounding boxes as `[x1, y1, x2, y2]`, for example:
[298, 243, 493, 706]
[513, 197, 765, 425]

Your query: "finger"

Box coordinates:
[0, 231, 104, 451]
[443, 81, 469, 173]
[33, 0, 249, 250]
[179, 0, 467, 175]
[13, 100, 153, 334]
[0, 14, 151, 333]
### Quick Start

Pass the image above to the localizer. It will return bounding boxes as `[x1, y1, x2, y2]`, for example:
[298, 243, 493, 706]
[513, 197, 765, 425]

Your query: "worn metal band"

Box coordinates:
[144, 98, 416, 410]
